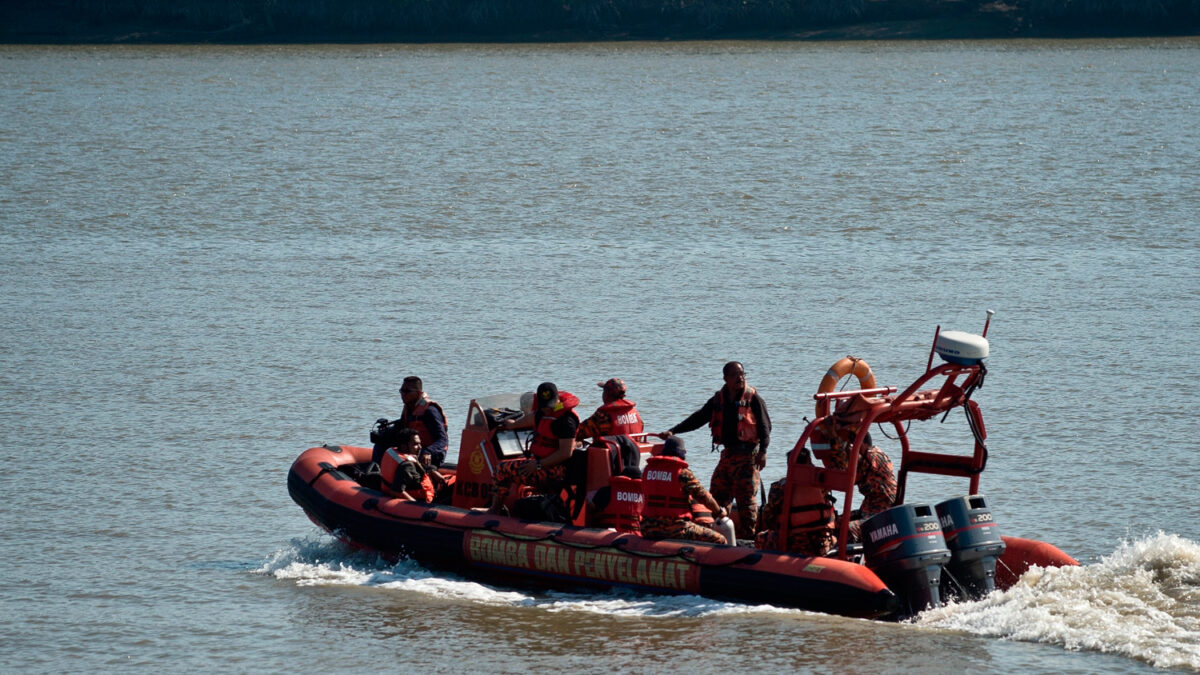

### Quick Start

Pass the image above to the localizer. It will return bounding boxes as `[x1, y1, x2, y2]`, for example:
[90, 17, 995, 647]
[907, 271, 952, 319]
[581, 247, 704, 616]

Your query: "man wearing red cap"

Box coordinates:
[576, 378, 645, 442]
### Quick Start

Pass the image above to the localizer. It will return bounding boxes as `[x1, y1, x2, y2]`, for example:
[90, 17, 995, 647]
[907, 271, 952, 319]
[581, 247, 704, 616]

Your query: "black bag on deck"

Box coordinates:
[512, 493, 570, 523]
[601, 434, 641, 474]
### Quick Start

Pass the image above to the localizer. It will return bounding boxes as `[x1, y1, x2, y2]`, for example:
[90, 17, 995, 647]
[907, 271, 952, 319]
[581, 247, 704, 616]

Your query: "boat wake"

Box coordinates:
[260, 532, 1200, 667]
[916, 532, 1200, 670]
[257, 536, 791, 618]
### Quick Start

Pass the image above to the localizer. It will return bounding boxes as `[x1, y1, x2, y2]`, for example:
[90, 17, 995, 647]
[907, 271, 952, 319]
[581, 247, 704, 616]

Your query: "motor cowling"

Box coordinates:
[936, 495, 1006, 601]
[862, 503, 952, 616]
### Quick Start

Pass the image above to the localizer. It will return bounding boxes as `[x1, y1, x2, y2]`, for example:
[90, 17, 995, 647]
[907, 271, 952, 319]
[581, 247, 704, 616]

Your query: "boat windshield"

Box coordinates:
[468, 392, 529, 429]
[472, 392, 525, 412]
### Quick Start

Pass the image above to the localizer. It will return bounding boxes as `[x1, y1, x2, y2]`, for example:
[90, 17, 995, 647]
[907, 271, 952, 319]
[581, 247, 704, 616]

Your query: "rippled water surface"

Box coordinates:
[2, 39, 1199, 672]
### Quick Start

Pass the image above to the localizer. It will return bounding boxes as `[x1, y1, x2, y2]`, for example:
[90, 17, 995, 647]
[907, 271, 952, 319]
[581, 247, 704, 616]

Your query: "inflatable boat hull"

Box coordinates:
[289, 444, 899, 619]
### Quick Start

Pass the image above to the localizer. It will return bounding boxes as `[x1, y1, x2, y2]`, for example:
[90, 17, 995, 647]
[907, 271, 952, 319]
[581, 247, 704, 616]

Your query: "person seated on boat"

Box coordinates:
[640, 437, 729, 545]
[658, 361, 771, 537]
[576, 378, 645, 443]
[826, 431, 897, 542]
[488, 382, 580, 514]
[590, 465, 643, 533]
[755, 447, 837, 556]
[380, 429, 436, 502]
[371, 376, 449, 468]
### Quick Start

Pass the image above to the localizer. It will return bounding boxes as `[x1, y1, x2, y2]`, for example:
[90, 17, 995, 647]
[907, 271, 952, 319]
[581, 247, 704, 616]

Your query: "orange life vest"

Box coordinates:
[642, 456, 692, 520]
[595, 399, 644, 437]
[690, 502, 715, 525]
[380, 449, 435, 502]
[785, 483, 835, 533]
[597, 475, 643, 533]
[777, 461, 836, 545]
[530, 392, 580, 460]
[709, 385, 759, 445]
[402, 395, 446, 450]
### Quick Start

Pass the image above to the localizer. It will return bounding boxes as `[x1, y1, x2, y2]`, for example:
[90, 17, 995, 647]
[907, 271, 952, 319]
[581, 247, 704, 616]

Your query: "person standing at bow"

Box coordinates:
[659, 361, 771, 538]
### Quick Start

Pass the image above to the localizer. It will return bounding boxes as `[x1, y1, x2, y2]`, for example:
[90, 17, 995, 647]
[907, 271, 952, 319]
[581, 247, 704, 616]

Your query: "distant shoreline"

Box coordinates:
[3, 0, 1198, 44]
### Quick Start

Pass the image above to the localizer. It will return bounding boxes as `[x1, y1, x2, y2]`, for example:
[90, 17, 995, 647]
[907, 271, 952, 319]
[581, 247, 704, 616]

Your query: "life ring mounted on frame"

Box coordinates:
[815, 356, 877, 417]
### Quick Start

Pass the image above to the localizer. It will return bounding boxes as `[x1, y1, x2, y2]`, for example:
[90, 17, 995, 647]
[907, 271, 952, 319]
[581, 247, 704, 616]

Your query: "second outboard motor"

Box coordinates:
[862, 503, 952, 617]
[936, 495, 1006, 601]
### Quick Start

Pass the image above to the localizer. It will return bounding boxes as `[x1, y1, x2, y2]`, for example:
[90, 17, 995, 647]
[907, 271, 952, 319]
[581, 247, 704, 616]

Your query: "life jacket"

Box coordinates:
[785, 483, 835, 534]
[708, 385, 759, 445]
[778, 461, 836, 545]
[597, 475, 643, 533]
[402, 395, 447, 450]
[642, 456, 692, 520]
[690, 502, 714, 525]
[530, 391, 580, 460]
[592, 399, 644, 438]
[380, 449, 435, 502]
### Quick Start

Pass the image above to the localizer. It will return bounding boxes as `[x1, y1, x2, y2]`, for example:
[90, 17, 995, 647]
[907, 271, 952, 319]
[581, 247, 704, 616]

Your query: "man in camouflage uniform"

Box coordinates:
[576, 377, 644, 442]
[641, 437, 728, 545]
[825, 431, 897, 541]
[490, 383, 579, 514]
[661, 361, 770, 537]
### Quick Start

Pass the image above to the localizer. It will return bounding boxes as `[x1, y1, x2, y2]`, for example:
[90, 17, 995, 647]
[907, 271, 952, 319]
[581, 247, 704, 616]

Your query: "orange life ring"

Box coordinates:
[815, 357, 876, 417]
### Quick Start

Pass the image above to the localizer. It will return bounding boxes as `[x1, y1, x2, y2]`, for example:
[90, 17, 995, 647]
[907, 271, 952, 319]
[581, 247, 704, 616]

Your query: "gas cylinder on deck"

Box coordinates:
[712, 516, 736, 545]
[935, 495, 1006, 601]
[862, 503, 952, 616]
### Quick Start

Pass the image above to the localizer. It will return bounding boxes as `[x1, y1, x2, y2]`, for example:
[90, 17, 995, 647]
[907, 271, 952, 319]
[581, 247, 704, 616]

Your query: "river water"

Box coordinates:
[2, 39, 1199, 672]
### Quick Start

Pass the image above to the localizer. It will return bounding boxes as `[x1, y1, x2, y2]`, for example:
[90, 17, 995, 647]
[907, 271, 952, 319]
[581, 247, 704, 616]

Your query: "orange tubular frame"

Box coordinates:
[783, 361, 988, 560]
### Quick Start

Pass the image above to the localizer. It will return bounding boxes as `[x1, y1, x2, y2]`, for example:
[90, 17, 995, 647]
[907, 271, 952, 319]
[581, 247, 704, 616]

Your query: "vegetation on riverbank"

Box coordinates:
[3, 0, 1198, 42]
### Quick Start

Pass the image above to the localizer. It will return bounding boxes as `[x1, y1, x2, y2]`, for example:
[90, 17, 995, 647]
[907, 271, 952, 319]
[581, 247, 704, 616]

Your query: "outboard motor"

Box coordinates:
[936, 495, 1006, 601]
[862, 503, 952, 617]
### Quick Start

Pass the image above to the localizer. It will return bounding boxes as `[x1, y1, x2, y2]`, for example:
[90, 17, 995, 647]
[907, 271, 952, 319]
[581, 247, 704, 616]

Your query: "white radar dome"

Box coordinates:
[934, 330, 989, 366]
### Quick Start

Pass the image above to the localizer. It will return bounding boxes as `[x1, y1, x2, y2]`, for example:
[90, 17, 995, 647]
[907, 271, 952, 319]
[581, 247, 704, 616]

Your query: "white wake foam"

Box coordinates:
[261, 532, 1200, 668]
[257, 536, 801, 617]
[916, 532, 1200, 670]
[257, 537, 529, 604]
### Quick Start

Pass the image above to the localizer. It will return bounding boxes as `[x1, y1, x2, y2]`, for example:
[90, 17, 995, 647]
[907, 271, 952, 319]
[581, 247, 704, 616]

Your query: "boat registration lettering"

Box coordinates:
[463, 531, 698, 591]
[455, 480, 492, 499]
[465, 531, 534, 570]
[566, 549, 696, 591]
